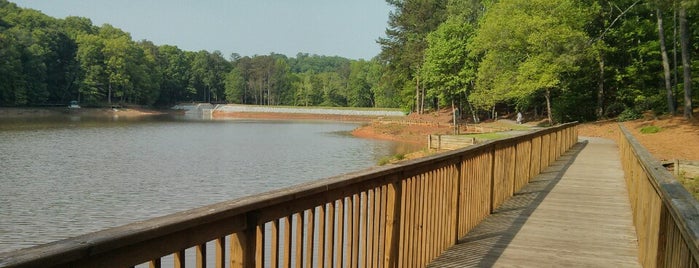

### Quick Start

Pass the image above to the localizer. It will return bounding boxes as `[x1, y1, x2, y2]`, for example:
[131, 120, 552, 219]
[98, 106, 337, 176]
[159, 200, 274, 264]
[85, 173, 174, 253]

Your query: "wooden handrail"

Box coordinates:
[619, 125, 699, 267]
[0, 123, 579, 268]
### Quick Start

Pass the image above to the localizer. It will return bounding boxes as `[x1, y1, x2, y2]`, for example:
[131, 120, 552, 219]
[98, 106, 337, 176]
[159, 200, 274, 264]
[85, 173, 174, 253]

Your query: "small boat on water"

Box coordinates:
[68, 100, 81, 109]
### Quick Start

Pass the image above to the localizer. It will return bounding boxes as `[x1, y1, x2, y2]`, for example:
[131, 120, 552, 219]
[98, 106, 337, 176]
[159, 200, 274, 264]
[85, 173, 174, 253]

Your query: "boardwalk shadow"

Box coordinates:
[429, 140, 589, 267]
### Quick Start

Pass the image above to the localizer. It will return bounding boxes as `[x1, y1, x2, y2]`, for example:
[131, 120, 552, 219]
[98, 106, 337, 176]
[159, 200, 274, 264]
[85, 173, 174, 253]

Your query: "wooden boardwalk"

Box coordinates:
[429, 137, 641, 267]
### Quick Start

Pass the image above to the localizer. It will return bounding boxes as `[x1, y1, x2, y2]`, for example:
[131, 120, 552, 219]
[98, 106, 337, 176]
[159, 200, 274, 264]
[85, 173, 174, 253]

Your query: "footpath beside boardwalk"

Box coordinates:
[429, 137, 641, 267]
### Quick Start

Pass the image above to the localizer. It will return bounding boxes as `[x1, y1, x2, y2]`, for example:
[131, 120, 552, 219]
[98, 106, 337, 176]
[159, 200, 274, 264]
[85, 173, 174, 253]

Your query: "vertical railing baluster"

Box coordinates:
[174, 249, 185, 268]
[149, 258, 161, 268]
[215, 237, 225, 268]
[366, 189, 375, 267]
[326, 200, 335, 268]
[304, 209, 314, 268]
[231, 231, 245, 268]
[335, 198, 345, 268]
[271, 219, 280, 268]
[254, 223, 263, 268]
[283, 216, 292, 268]
[359, 191, 368, 268]
[196, 243, 207, 268]
[351, 194, 360, 268]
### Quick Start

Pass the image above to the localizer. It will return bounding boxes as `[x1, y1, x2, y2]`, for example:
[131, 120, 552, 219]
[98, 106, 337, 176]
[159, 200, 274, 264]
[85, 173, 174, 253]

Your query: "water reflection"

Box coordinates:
[0, 113, 414, 253]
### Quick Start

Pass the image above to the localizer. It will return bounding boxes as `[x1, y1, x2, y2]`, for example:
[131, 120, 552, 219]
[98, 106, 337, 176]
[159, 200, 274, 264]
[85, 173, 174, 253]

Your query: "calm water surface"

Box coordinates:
[0, 114, 409, 253]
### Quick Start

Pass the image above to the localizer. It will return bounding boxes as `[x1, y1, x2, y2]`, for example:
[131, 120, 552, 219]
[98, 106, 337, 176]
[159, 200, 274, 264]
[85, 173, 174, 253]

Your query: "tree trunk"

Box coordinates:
[415, 76, 420, 114]
[679, 7, 693, 119]
[673, 6, 679, 111]
[657, 8, 675, 115]
[452, 100, 458, 134]
[596, 54, 605, 118]
[545, 89, 553, 124]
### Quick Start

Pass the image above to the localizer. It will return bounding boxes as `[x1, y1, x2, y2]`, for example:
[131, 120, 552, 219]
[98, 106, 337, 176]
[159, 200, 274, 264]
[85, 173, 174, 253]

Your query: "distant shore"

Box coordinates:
[204, 104, 406, 122]
[0, 107, 172, 118]
[0, 105, 428, 145]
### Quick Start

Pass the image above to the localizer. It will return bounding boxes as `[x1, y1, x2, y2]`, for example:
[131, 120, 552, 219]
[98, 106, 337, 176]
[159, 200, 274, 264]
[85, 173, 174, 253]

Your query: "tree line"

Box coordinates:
[0, 1, 384, 108]
[380, 0, 698, 121]
[1, 0, 697, 122]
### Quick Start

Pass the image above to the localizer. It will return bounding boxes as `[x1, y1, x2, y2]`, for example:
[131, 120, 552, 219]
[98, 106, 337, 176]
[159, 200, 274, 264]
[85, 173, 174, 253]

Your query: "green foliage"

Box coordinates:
[617, 108, 642, 122]
[469, 0, 595, 119]
[377, 156, 392, 166]
[552, 89, 598, 123]
[639, 125, 662, 134]
[378, 0, 449, 112]
[422, 18, 475, 106]
[461, 132, 510, 140]
[678, 175, 699, 201]
[3, 0, 699, 117]
[377, 153, 406, 166]
[634, 94, 668, 115]
[605, 102, 626, 118]
[0, 2, 381, 108]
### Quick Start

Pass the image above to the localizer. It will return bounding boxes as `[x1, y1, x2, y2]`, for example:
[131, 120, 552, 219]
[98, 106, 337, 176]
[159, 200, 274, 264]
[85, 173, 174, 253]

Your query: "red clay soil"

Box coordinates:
[578, 115, 699, 161]
[211, 107, 699, 162]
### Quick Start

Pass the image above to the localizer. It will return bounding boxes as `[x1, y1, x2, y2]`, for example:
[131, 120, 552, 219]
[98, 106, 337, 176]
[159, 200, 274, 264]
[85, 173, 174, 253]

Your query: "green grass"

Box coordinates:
[460, 132, 511, 140]
[377, 153, 407, 166]
[640, 125, 662, 134]
[678, 174, 699, 200]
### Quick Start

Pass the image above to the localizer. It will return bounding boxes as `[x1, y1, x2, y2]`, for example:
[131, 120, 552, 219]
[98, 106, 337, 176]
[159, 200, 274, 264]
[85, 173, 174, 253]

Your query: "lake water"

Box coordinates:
[0, 114, 409, 253]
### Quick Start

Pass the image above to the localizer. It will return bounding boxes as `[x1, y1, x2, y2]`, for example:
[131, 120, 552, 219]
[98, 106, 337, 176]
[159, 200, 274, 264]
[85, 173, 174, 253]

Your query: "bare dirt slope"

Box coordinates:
[579, 116, 699, 161]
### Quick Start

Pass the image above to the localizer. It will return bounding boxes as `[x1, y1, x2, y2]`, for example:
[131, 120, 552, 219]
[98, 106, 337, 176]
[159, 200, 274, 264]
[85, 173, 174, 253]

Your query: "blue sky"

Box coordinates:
[12, 0, 392, 60]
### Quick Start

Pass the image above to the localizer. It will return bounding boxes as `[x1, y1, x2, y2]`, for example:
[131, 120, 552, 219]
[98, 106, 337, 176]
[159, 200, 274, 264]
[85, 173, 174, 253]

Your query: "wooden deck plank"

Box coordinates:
[429, 137, 640, 267]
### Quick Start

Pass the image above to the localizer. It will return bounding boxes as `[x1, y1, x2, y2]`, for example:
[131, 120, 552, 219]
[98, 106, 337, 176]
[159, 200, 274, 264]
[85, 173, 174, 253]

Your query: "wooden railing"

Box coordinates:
[0, 123, 578, 268]
[619, 125, 699, 267]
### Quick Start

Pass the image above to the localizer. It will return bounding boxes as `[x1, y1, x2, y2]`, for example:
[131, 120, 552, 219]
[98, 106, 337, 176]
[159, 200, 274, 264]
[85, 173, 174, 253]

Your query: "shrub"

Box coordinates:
[605, 102, 626, 118]
[640, 125, 662, 134]
[617, 108, 642, 122]
[377, 156, 392, 166]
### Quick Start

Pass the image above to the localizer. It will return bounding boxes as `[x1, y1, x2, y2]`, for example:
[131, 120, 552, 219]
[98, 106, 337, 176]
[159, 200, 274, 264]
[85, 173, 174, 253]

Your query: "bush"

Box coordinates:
[377, 156, 392, 166]
[634, 94, 667, 115]
[640, 125, 662, 134]
[605, 102, 626, 118]
[617, 108, 642, 122]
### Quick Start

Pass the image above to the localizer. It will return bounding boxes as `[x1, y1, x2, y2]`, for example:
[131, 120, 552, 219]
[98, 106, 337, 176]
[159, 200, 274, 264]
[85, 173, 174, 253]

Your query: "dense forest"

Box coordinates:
[1, 0, 697, 122]
[0, 1, 385, 109]
[379, 0, 698, 122]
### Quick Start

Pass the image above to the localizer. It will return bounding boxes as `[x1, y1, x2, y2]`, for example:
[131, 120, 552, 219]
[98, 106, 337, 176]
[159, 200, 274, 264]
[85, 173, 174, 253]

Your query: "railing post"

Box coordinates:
[230, 212, 260, 268]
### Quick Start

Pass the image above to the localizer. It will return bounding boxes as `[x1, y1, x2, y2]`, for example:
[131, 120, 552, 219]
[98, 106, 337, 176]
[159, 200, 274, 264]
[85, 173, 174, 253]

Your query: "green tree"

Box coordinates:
[75, 33, 106, 104]
[378, 0, 448, 112]
[471, 0, 595, 123]
[224, 67, 246, 103]
[156, 45, 192, 105]
[421, 18, 475, 113]
[347, 60, 375, 107]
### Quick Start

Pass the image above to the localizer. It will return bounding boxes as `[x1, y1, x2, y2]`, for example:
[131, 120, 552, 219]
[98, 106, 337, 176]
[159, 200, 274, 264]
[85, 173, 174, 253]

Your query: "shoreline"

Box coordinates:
[211, 111, 426, 145]
[0, 106, 427, 145]
[211, 111, 385, 123]
[0, 107, 172, 118]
